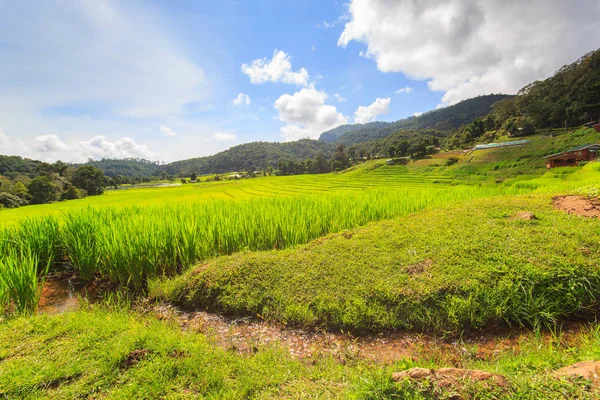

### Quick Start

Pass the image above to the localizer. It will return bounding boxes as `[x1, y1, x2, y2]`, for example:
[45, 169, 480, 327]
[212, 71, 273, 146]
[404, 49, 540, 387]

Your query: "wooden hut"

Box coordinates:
[544, 144, 600, 169]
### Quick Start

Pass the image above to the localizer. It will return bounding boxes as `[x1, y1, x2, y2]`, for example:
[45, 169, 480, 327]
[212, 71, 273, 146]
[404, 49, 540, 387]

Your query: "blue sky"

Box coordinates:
[1, 0, 599, 162]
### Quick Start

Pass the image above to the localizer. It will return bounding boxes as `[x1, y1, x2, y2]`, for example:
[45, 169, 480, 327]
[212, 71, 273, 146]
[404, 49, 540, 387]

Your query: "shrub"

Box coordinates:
[62, 186, 88, 200]
[0, 192, 27, 208]
[445, 157, 459, 166]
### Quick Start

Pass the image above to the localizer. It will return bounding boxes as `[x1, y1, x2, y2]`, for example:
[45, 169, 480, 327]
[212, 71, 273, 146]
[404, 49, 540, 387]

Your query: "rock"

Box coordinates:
[392, 367, 507, 388]
[555, 361, 600, 382]
[513, 211, 536, 221]
[392, 368, 433, 381]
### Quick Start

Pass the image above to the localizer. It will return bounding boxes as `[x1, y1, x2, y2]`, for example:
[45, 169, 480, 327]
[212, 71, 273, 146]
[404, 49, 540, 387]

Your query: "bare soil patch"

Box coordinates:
[554, 196, 600, 218]
[149, 304, 589, 364]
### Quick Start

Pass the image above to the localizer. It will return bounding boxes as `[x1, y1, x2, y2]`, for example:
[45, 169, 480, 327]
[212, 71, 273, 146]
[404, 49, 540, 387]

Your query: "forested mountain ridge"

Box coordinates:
[163, 139, 334, 177]
[318, 94, 513, 145]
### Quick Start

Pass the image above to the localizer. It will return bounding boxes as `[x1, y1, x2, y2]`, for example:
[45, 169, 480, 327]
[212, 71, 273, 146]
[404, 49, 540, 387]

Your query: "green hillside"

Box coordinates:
[319, 94, 512, 144]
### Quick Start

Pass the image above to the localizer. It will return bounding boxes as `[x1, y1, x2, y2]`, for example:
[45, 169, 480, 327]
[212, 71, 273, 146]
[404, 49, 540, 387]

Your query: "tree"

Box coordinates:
[13, 182, 30, 201]
[315, 154, 330, 174]
[407, 143, 427, 159]
[387, 144, 397, 158]
[72, 166, 105, 196]
[190, 172, 197, 182]
[27, 176, 61, 204]
[62, 186, 87, 200]
[331, 144, 350, 171]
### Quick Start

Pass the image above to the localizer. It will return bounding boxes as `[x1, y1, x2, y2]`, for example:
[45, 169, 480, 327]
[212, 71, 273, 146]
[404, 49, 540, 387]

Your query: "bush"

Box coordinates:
[62, 186, 88, 200]
[445, 157, 459, 166]
[0, 192, 27, 208]
[27, 176, 61, 204]
[504, 116, 536, 137]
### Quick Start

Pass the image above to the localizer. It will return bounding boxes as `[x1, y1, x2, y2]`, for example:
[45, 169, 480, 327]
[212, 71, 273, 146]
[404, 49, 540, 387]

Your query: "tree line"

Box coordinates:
[0, 161, 107, 209]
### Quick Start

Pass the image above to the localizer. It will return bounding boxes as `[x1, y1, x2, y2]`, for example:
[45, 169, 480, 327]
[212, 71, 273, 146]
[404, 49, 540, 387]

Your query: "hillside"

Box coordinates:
[163, 139, 334, 176]
[319, 94, 512, 144]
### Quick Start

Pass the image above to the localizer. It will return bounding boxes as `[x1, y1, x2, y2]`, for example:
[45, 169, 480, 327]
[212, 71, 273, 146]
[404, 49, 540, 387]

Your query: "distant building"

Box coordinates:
[473, 140, 530, 150]
[544, 144, 600, 169]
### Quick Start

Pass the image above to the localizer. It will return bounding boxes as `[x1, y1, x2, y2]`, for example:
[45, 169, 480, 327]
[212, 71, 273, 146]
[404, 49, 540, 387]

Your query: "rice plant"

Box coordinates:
[0, 248, 48, 314]
[0, 184, 526, 291]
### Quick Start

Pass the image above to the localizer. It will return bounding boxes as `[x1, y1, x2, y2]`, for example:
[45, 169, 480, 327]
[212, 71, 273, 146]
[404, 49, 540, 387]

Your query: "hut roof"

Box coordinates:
[543, 144, 600, 159]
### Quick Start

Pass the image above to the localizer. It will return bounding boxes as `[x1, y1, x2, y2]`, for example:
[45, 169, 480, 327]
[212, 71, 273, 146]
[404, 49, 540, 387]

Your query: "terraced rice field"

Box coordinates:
[0, 162, 457, 224]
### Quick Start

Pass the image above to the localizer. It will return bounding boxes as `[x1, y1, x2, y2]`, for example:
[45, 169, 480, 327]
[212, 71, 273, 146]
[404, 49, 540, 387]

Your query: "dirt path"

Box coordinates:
[149, 304, 544, 363]
[554, 195, 600, 218]
[37, 278, 584, 364]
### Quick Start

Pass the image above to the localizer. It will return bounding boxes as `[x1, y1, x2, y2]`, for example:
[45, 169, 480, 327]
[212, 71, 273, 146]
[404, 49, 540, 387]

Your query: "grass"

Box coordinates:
[1, 306, 600, 399]
[1, 185, 525, 293]
[153, 190, 600, 334]
[2, 128, 600, 396]
[0, 249, 46, 314]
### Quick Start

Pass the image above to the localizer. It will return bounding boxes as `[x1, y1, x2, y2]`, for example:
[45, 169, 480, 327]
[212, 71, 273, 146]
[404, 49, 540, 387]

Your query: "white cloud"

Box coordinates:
[332, 93, 347, 102]
[338, 0, 600, 105]
[232, 93, 251, 106]
[354, 98, 391, 124]
[395, 86, 413, 94]
[160, 126, 177, 137]
[212, 132, 236, 141]
[316, 14, 349, 29]
[31, 134, 154, 162]
[242, 50, 310, 86]
[34, 134, 69, 152]
[274, 86, 348, 141]
[413, 112, 423, 117]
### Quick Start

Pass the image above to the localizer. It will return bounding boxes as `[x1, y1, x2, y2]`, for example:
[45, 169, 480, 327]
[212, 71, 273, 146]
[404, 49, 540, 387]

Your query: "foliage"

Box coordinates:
[157, 193, 600, 333]
[0, 192, 27, 209]
[62, 186, 88, 200]
[26, 176, 62, 204]
[0, 248, 46, 314]
[319, 94, 512, 144]
[71, 165, 105, 196]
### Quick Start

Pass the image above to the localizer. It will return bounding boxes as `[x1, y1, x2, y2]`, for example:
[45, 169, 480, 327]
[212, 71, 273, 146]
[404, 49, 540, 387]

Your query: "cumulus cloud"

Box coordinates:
[242, 50, 310, 86]
[34, 134, 69, 152]
[232, 93, 251, 106]
[32, 134, 154, 161]
[212, 132, 236, 141]
[395, 86, 413, 94]
[354, 98, 391, 124]
[274, 86, 348, 141]
[338, 0, 600, 105]
[413, 112, 423, 117]
[160, 126, 177, 137]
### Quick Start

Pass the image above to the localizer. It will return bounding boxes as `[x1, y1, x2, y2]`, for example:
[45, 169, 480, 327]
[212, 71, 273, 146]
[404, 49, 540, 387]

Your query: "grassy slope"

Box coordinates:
[2, 307, 600, 399]
[154, 163, 600, 333]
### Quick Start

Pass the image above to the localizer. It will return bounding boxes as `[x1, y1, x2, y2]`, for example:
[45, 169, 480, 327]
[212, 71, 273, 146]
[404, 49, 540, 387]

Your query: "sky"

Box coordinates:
[1, 0, 599, 163]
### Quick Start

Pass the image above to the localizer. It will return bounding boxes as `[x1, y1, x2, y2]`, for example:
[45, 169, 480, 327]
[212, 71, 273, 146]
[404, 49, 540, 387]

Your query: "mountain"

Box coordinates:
[163, 139, 334, 176]
[512, 49, 600, 128]
[319, 94, 513, 145]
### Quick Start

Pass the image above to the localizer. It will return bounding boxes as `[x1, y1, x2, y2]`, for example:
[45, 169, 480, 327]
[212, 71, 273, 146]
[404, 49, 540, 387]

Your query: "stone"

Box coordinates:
[392, 367, 507, 388]
[513, 211, 536, 221]
[555, 361, 600, 382]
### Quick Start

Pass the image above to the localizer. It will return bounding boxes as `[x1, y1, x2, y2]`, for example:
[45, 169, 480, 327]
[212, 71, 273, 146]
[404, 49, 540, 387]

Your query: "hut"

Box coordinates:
[593, 123, 600, 132]
[544, 144, 600, 169]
